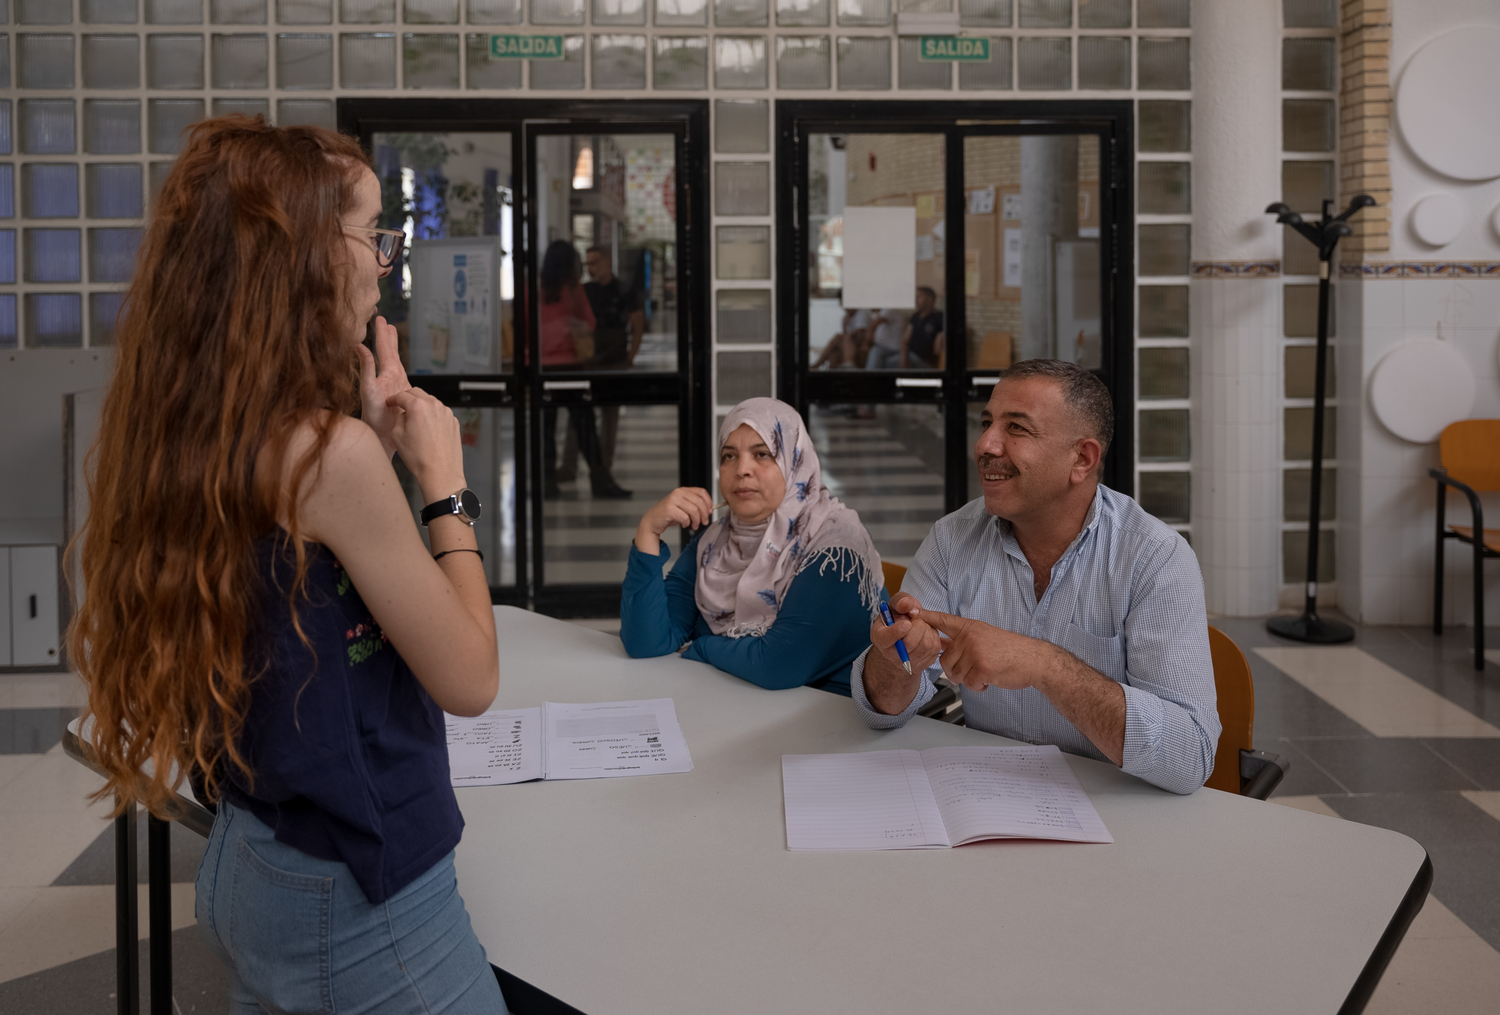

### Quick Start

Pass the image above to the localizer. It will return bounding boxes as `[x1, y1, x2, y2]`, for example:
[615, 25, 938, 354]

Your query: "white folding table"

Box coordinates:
[456, 606, 1429, 1015]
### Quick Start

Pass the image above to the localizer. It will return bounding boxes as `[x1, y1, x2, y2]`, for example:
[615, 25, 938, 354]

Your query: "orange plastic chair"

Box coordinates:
[881, 561, 907, 598]
[1430, 420, 1500, 670]
[1205, 626, 1288, 799]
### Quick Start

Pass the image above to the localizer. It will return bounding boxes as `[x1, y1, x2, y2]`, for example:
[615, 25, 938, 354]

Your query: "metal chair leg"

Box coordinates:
[115, 801, 139, 1015]
[1434, 478, 1445, 636]
[148, 814, 173, 1015]
[1475, 530, 1486, 672]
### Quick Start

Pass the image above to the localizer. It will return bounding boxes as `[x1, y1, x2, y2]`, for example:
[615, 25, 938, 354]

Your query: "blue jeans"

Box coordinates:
[195, 800, 507, 1015]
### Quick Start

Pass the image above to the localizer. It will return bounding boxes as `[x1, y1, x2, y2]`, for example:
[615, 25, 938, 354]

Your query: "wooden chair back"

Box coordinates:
[1440, 420, 1500, 491]
[1205, 625, 1255, 794]
[881, 561, 907, 599]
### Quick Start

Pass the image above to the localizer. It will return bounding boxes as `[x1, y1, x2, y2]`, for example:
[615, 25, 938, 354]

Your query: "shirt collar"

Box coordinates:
[993, 486, 1105, 564]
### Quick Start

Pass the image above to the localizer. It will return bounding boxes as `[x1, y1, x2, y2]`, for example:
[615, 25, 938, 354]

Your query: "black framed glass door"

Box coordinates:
[777, 101, 1134, 566]
[524, 120, 705, 613]
[341, 100, 710, 615]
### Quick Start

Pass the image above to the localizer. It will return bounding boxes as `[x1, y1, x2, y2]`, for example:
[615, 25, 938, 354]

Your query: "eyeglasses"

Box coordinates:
[346, 225, 406, 268]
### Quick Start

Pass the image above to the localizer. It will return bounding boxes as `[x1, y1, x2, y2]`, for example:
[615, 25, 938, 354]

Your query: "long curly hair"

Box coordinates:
[69, 116, 372, 816]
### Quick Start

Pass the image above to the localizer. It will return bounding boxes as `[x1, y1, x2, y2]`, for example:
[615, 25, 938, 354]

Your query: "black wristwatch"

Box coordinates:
[420, 488, 482, 527]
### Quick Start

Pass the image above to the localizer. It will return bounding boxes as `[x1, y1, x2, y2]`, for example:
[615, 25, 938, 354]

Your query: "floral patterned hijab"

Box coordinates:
[694, 398, 883, 638]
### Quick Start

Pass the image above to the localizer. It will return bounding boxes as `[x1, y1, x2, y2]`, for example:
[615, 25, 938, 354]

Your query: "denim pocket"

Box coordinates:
[229, 838, 334, 1015]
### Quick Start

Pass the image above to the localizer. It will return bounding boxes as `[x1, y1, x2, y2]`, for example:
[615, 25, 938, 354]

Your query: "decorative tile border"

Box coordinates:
[1189, 261, 1281, 278]
[1339, 261, 1500, 278]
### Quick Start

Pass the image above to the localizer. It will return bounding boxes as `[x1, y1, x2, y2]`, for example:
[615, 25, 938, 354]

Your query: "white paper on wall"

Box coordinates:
[1003, 228, 1023, 289]
[841, 207, 916, 310]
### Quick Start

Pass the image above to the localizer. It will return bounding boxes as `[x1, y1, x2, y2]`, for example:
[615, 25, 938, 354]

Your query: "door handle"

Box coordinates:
[542, 380, 591, 391]
[29, 594, 37, 619]
[971, 375, 1000, 386]
[459, 381, 508, 392]
[894, 377, 942, 388]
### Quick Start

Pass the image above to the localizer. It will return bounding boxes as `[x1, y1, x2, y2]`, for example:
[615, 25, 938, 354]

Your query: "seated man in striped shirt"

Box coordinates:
[856, 359, 1220, 795]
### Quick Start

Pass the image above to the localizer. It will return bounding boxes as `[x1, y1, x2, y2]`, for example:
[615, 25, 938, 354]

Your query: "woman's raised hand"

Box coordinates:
[357, 316, 412, 459]
[634, 487, 715, 554]
[384, 387, 466, 503]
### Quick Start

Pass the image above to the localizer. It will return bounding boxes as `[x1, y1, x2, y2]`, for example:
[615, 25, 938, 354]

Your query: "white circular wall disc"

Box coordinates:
[1369, 339, 1476, 444]
[1410, 193, 1464, 247]
[1397, 27, 1500, 181]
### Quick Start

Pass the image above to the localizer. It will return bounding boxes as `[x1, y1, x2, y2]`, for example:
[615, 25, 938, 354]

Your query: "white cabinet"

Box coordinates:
[10, 545, 60, 666]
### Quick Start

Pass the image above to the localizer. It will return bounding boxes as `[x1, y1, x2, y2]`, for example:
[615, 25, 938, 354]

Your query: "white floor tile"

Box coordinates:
[0, 888, 40, 939]
[1252, 646, 1500, 737]
[1486, 649, 1500, 669]
[0, 743, 115, 889]
[1364, 896, 1500, 1015]
[0, 754, 44, 795]
[1270, 795, 1342, 819]
[0, 672, 87, 709]
[0, 883, 196, 985]
[1460, 790, 1500, 823]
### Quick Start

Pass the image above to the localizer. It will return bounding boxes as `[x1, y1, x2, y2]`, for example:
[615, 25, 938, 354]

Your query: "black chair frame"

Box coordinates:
[1430, 466, 1497, 671]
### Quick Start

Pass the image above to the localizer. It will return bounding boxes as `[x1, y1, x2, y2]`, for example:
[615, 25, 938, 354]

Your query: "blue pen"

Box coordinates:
[878, 601, 912, 674]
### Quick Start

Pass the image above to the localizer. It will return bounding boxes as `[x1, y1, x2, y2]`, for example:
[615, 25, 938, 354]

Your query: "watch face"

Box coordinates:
[458, 488, 482, 521]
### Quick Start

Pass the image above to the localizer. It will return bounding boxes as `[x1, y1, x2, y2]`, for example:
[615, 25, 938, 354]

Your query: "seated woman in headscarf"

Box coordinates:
[620, 397, 882, 696]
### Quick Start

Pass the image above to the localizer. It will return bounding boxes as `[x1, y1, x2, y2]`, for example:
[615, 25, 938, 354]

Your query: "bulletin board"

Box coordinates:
[408, 235, 503, 375]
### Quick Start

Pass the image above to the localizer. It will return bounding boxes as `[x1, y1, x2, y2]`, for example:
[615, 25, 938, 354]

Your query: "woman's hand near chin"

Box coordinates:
[634, 487, 715, 554]
[356, 316, 410, 459]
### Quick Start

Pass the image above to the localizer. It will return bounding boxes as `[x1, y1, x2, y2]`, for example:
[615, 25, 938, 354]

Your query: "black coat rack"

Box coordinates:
[1264, 194, 1375, 645]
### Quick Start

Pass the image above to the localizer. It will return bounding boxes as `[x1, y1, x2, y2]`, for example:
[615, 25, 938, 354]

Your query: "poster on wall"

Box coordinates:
[408, 236, 503, 374]
[842, 207, 916, 310]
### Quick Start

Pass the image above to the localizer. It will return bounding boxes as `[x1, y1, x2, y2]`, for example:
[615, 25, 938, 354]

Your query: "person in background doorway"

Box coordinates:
[620, 398, 884, 696]
[538, 239, 630, 500]
[901, 286, 945, 369]
[864, 307, 907, 371]
[558, 245, 646, 481]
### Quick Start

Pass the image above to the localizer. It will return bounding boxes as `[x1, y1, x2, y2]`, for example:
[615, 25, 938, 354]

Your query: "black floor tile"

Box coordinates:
[1355, 625, 1500, 724]
[0, 707, 77, 755]
[1290, 738, 1483, 794]
[1422, 738, 1500, 791]
[1264, 737, 1350, 796]
[52, 818, 207, 887]
[1324, 791, 1500, 952]
[0, 926, 230, 1015]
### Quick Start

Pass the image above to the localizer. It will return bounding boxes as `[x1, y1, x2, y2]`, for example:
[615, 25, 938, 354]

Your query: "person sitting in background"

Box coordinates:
[812, 307, 869, 370]
[620, 397, 883, 696]
[901, 286, 945, 369]
[864, 308, 907, 370]
[857, 359, 1219, 795]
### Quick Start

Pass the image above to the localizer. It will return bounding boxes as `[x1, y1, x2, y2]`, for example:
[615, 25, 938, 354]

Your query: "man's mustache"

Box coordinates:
[977, 456, 1019, 479]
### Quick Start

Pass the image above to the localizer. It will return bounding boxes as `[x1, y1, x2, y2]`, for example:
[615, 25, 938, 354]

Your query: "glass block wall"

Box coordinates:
[1279, 0, 1338, 587]
[2, 0, 1192, 510]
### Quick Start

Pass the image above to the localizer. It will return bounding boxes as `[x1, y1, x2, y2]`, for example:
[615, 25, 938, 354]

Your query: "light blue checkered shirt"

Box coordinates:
[852, 486, 1220, 795]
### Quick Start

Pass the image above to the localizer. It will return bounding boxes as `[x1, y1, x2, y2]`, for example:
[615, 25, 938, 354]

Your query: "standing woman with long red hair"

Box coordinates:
[70, 116, 509, 1013]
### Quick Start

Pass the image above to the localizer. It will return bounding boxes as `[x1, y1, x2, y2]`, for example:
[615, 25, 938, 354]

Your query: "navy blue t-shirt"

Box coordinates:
[221, 536, 462, 904]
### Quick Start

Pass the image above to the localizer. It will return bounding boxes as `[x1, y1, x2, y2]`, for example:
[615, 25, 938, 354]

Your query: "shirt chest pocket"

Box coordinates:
[1059, 623, 1126, 684]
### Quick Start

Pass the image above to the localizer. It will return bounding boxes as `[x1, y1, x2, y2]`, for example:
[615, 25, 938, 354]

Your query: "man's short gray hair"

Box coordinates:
[1000, 359, 1114, 458]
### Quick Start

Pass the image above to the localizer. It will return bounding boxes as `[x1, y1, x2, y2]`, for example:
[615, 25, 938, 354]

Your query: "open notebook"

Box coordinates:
[781, 744, 1112, 851]
[446, 698, 693, 785]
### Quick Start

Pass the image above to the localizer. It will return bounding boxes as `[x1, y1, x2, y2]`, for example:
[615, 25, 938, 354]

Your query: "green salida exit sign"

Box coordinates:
[490, 34, 567, 59]
[918, 36, 991, 62]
